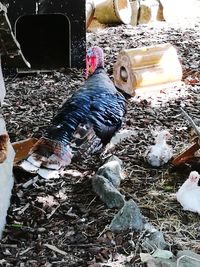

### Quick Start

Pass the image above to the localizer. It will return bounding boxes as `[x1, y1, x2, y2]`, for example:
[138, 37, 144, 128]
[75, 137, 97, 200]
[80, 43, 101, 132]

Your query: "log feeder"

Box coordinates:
[95, 0, 132, 25]
[113, 43, 183, 96]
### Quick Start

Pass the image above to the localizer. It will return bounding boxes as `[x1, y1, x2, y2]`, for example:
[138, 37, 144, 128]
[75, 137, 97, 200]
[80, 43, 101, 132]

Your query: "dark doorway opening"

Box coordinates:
[16, 14, 70, 70]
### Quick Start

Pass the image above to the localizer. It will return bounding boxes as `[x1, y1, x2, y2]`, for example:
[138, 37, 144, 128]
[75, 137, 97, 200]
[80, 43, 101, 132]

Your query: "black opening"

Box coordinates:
[16, 14, 70, 69]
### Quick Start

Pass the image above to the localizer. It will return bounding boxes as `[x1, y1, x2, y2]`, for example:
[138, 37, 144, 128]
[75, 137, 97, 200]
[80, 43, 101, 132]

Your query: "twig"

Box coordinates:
[44, 244, 67, 256]
[180, 107, 200, 137]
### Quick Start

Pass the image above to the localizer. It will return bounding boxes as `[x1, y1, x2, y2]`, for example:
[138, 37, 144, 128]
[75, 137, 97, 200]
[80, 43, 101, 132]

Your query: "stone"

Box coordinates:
[96, 155, 123, 188]
[109, 199, 145, 232]
[92, 175, 125, 208]
[142, 222, 169, 251]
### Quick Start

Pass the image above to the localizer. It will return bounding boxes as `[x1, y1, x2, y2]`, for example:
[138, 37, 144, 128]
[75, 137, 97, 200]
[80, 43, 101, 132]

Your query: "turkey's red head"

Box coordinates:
[86, 46, 104, 79]
[189, 171, 199, 184]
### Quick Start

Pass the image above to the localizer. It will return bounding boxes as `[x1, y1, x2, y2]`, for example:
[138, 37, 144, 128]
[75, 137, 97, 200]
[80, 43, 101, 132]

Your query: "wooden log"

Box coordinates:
[130, 0, 139, 26]
[94, 0, 132, 25]
[159, 0, 195, 23]
[138, 0, 164, 25]
[113, 43, 182, 96]
[86, 0, 95, 28]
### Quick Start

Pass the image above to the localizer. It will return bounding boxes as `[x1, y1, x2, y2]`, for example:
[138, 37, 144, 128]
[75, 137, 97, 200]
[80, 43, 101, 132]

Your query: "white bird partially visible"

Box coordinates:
[145, 130, 172, 167]
[176, 171, 200, 215]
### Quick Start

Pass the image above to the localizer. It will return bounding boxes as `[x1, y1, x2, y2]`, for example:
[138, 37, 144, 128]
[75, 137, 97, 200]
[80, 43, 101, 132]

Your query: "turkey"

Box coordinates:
[145, 130, 172, 167]
[20, 46, 127, 178]
[176, 171, 200, 215]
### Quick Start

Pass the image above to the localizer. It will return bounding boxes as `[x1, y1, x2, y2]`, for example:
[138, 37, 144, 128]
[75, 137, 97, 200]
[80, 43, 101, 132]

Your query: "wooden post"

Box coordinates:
[86, 0, 95, 28]
[0, 3, 30, 239]
[130, 0, 139, 26]
[0, 116, 15, 239]
[113, 43, 182, 96]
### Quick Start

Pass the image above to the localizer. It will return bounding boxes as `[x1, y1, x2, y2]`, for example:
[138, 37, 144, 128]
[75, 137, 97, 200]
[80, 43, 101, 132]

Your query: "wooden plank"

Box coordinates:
[172, 137, 200, 166]
[12, 138, 38, 164]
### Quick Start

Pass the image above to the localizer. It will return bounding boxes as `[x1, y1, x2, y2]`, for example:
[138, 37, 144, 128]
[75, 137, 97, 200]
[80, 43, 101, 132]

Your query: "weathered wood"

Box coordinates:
[95, 0, 132, 25]
[138, 0, 164, 25]
[0, 116, 15, 239]
[86, 0, 95, 28]
[12, 137, 38, 164]
[172, 137, 200, 166]
[113, 43, 182, 96]
[0, 3, 30, 68]
[130, 0, 140, 26]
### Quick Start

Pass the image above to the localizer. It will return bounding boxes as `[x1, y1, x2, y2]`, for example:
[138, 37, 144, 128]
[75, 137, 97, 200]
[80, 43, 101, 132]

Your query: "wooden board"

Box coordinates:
[12, 138, 38, 164]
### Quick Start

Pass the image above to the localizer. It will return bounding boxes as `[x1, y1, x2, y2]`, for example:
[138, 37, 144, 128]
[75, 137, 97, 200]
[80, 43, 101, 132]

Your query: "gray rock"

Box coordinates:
[177, 250, 200, 267]
[92, 175, 125, 208]
[96, 156, 123, 188]
[145, 250, 200, 267]
[105, 155, 123, 166]
[109, 199, 145, 232]
[142, 223, 169, 251]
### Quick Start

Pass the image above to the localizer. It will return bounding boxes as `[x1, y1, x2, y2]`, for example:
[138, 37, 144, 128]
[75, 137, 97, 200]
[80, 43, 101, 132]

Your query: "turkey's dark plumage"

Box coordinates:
[46, 68, 126, 148]
[20, 47, 127, 176]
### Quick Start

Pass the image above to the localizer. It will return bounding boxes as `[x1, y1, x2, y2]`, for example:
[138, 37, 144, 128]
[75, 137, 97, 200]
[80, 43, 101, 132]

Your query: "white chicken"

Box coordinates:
[176, 171, 200, 215]
[145, 130, 172, 167]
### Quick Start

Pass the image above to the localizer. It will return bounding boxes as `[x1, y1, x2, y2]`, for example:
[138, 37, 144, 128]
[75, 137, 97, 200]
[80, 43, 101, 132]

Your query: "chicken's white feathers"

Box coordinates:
[145, 130, 172, 167]
[176, 171, 200, 214]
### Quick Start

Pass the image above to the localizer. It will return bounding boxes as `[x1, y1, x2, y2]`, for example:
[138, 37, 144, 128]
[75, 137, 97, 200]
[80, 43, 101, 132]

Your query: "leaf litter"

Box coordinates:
[0, 11, 200, 267]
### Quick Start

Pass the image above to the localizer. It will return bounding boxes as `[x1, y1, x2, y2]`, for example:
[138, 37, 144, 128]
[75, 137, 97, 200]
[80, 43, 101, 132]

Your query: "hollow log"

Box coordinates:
[95, 0, 132, 25]
[138, 0, 164, 25]
[113, 43, 182, 96]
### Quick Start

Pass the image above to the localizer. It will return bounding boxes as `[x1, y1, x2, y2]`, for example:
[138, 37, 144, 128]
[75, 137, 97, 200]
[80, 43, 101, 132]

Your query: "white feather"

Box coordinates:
[176, 171, 200, 214]
[145, 130, 172, 167]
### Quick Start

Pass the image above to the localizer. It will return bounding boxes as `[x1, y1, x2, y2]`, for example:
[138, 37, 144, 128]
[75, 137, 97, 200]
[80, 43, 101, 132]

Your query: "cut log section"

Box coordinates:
[95, 0, 132, 25]
[138, 0, 164, 25]
[113, 43, 182, 96]
[130, 0, 140, 26]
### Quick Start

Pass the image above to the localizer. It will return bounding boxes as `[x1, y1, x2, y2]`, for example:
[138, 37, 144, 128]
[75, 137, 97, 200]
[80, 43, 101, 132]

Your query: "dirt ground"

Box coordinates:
[0, 7, 200, 267]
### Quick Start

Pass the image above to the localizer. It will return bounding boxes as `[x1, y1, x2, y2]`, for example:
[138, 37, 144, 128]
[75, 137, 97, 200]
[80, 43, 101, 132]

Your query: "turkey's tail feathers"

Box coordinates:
[20, 137, 72, 174]
[70, 122, 103, 160]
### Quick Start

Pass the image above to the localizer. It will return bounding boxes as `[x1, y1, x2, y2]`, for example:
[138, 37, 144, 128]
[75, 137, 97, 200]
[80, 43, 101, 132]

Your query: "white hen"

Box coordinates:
[176, 171, 200, 215]
[145, 130, 172, 167]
